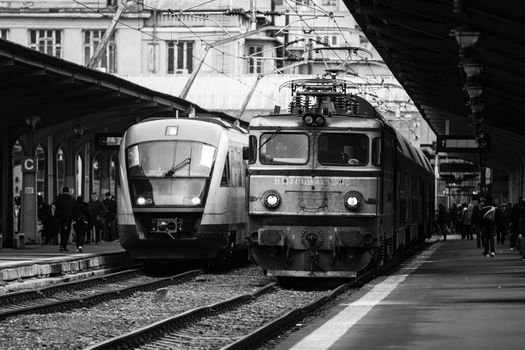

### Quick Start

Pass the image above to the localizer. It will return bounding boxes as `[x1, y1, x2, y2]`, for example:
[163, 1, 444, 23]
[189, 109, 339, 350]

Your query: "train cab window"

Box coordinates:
[259, 133, 309, 165]
[221, 155, 230, 186]
[372, 137, 381, 166]
[318, 133, 369, 166]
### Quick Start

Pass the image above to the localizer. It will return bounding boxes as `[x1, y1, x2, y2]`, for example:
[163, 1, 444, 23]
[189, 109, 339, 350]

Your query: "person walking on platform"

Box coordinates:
[437, 204, 449, 241]
[72, 196, 89, 253]
[479, 195, 500, 258]
[53, 187, 75, 252]
[88, 193, 107, 244]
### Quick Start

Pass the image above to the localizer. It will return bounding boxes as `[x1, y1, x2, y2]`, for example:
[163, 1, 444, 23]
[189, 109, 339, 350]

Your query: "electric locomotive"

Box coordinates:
[244, 78, 434, 279]
[118, 117, 248, 262]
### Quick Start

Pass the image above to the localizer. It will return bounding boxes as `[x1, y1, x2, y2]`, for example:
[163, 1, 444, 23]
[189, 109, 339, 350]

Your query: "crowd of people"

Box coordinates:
[37, 187, 118, 253]
[436, 195, 525, 260]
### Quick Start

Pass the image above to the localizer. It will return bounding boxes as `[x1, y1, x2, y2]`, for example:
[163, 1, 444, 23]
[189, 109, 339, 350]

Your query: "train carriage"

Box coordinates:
[117, 117, 248, 262]
[244, 78, 434, 279]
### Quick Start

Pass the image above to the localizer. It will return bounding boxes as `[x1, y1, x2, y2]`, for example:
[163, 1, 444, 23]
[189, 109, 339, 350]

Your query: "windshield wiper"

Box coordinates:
[164, 157, 191, 177]
[258, 126, 282, 151]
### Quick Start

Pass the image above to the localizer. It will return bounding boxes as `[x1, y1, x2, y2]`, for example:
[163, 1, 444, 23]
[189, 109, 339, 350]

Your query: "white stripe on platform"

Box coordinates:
[289, 245, 440, 350]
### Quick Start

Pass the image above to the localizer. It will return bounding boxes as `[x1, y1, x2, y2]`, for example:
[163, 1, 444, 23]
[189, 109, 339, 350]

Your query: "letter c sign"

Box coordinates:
[22, 157, 37, 173]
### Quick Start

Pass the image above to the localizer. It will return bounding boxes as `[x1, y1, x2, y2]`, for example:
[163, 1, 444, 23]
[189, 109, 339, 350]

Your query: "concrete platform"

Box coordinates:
[0, 241, 136, 294]
[276, 235, 525, 350]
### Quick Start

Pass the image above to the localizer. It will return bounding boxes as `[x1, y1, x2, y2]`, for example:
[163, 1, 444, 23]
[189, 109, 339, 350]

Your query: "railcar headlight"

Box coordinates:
[136, 196, 153, 205]
[263, 191, 281, 209]
[191, 197, 201, 205]
[344, 191, 363, 210]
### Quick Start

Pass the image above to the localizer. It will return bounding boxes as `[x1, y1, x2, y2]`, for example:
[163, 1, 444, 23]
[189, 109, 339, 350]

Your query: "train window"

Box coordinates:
[221, 155, 230, 187]
[127, 141, 217, 178]
[259, 133, 309, 165]
[248, 135, 257, 164]
[318, 133, 369, 166]
[372, 138, 381, 166]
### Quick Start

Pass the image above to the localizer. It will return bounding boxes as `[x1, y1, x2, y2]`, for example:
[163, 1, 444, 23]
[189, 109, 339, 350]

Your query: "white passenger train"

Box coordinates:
[117, 117, 248, 262]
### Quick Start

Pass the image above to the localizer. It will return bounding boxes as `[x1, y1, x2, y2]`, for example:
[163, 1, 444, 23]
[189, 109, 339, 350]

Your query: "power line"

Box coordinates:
[70, 0, 284, 104]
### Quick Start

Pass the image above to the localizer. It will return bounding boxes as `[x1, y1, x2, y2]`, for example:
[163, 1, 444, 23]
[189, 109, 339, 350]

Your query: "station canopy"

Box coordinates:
[345, 0, 525, 172]
[0, 38, 219, 138]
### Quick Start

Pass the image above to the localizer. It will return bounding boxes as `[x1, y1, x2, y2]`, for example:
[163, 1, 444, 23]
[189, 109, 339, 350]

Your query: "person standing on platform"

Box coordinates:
[72, 196, 89, 253]
[471, 198, 482, 248]
[479, 195, 500, 258]
[53, 187, 75, 252]
[462, 202, 474, 240]
[37, 195, 54, 245]
[88, 193, 107, 244]
[437, 204, 449, 241]
[516, 197, 525, 259]
[510, 198, 521, 250]
[497, 203, 510, 245]
[103, 192, 117, 241]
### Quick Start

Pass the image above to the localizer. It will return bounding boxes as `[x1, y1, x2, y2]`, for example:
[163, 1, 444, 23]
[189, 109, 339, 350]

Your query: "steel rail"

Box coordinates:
[0, 269, 202, 320]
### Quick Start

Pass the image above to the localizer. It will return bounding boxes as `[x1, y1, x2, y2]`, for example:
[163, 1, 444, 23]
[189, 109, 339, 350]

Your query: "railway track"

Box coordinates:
[86, 243, 429, 350]
[0, 268, 201, 320]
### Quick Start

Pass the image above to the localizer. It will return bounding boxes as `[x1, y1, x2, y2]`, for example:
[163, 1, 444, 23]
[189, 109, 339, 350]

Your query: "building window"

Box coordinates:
[84, 30, 116, 73]
[1, 29, 8, 40]
[29, 29, 62, 58]
[167, 41, 194, 74]
[248, 45, 263, 73]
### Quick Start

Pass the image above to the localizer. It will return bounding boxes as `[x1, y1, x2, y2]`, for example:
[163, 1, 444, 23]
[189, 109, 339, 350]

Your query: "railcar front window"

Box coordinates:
[318, 133, 369, 166]
[259, 133, 309, 165]
[126, 141, 216, 206]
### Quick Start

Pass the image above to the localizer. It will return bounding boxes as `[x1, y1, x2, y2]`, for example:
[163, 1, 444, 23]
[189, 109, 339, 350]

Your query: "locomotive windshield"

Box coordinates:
[318, 133, 369, 166]
[126, 141, 217, 206]
[259, 133, 309, 164]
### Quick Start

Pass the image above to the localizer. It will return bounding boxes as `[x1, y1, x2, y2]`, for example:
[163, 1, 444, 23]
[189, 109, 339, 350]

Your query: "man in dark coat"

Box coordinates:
[87, 193, 107, 244]
[72, 196, 90, 253]
[53, 186, 75, 252]
[37, 195, 55, 244]
[479, 195, 500, 258]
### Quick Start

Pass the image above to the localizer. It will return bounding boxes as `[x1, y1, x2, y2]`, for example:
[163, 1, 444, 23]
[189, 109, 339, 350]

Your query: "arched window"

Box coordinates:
[92, 154, 100, 195]
[56, 147, 65, 193]
[109, 152, 117, 195]
[36, 144, 46, 199]
[75, 153, 83, 197]
[12, 141, 23, 233]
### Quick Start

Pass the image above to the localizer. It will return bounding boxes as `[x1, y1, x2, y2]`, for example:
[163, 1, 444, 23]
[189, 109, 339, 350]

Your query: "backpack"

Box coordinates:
[483, 206, 496, 222]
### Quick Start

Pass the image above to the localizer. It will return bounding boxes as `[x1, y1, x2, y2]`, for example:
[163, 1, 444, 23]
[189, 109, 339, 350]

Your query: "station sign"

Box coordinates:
[95, 133, 123, 150]
[436, 135, 490, 153]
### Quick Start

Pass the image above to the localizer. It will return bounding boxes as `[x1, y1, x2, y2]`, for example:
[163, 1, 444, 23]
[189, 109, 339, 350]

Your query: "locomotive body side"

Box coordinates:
[117, 118, 248, 261]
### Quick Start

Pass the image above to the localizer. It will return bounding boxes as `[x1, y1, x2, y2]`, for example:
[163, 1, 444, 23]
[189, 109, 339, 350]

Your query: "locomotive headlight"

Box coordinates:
[344, 191, 363, 210]
[263, 191, 281, 209]
[302, 114, 315, 126]
[315, 115, 326, 126]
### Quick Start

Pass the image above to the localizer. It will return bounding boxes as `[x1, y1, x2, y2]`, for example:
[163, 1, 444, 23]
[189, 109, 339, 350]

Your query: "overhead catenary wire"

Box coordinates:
[70, 0, 284, 104]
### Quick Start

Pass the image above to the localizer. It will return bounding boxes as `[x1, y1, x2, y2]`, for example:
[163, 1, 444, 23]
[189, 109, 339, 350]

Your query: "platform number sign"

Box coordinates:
[22, 157, 37, 172]
[436, 135, 490, 153]
[95, 133, 123, 150]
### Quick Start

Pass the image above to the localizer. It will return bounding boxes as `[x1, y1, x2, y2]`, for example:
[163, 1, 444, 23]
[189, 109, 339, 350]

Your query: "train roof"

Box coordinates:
[250, 114, 385, 129]
[140, 116, 247, 134]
